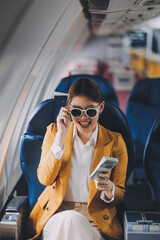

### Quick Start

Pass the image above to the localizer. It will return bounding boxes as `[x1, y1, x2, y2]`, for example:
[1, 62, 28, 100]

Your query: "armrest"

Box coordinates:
[0, 196, 29, 240]
[5, 196, 28, 212]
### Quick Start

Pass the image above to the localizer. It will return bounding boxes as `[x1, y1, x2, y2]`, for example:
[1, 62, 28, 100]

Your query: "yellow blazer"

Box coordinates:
[28, 122, 128, 240]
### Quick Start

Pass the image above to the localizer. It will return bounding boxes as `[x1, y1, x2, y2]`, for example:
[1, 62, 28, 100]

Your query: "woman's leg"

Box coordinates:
[41, 210, 104, 240]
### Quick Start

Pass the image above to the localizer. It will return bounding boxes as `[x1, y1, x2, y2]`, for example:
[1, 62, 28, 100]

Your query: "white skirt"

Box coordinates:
[41, 210, 104, 240]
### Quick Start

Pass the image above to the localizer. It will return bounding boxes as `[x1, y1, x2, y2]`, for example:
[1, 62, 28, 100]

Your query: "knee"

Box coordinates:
[63, 210, 87, 224]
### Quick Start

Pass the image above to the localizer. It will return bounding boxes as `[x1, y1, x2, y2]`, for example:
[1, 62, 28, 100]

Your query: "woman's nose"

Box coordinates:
[81, 111, 88, 119]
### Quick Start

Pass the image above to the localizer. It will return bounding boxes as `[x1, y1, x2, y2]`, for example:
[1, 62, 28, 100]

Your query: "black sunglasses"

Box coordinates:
[70, 104, 101, 118]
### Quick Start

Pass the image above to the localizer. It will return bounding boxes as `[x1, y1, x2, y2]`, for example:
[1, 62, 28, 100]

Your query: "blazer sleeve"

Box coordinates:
[110, 132, 128, 205]
[37, 123, 63, 186]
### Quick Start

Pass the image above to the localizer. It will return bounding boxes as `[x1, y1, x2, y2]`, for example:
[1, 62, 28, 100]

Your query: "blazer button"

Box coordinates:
[46, 206, 49, 210]
[103, 215, 108, 220]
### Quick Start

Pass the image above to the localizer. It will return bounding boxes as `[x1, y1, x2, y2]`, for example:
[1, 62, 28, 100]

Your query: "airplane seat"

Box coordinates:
[126, 77, 160, 182]
[54, 74, 119, 106]
[21, 96, 134, 210]
[123, 114, 160, 219]
[20, 99, 56, 210]
[21, 97, 134, 238]
[20, 95, 67, 210]
[143, 114, 160, 203]
[99, 102, 134, 181]
[1, 94, 134, 240]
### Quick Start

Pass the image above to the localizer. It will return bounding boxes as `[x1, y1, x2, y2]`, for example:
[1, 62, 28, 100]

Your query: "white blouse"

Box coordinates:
[50, 124, 115, 203]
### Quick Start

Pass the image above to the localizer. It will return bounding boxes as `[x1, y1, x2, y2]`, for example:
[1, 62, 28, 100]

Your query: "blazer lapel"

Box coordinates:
[88, 124, 113, 207]
[63, 122, 74, 163]
[59, 122, 74, 198]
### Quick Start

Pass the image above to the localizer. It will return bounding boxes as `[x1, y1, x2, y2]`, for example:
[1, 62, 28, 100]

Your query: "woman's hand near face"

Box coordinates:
[94, 173, 113, 201]
[54, 106, 71, 148]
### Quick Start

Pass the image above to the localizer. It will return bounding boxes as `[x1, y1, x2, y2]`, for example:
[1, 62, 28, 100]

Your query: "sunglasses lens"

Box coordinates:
[86, 109, 97, 117]
[71, 107, 99, 118]
[71, 109, 81, 118]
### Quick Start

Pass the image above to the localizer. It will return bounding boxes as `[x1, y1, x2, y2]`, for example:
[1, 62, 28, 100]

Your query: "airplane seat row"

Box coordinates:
[2, 75, 160, 240]
[126, 77, 160, 183]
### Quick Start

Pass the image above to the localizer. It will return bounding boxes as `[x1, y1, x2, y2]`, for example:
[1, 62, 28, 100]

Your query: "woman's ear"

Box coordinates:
[99, 101, 105, 114]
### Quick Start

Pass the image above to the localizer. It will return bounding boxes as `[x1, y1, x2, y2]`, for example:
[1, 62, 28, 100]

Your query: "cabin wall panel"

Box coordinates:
[0, 0, 88, 212]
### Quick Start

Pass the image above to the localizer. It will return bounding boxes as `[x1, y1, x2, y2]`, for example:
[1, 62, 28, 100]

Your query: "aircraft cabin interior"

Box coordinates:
[0, 0, 160, 240]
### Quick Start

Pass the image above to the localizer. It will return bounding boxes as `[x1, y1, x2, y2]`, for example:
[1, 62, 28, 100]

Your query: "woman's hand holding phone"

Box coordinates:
[94, 173, 113, 201]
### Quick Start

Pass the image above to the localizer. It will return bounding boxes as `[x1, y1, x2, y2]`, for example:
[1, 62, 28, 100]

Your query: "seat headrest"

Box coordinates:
[128, 78, 160, 107]
[100, 102, 130, 137]
[26, 96, 67, 136]
[54, 74, 119, 105]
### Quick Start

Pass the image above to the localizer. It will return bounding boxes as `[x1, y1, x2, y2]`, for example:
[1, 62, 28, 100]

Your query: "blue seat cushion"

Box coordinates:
[20, 134, 45, 209]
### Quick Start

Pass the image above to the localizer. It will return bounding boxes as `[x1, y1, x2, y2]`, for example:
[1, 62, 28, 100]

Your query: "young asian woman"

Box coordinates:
[28, 78, 128, 240]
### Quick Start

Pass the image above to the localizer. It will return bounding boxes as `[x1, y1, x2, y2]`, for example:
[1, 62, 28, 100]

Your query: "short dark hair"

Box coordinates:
[67, 78, 104, 105]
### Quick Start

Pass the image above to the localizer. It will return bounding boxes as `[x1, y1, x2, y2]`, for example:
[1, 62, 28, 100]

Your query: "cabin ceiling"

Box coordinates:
[80, 0, 160, 35]
[1, 0, 160, 49]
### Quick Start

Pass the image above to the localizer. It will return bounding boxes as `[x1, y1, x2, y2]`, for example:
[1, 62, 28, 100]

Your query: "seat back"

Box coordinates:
[143, 114, 160, 201]
[20, 97, 67, 209]
[99, 102, 134, 181]
[54, 74, 119, 106]
[20, 97, 134, 210]
[126, 78, 160, 180]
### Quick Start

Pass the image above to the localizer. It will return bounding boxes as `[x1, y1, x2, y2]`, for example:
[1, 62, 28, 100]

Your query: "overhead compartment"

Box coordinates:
[79, 0, 160, 35]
